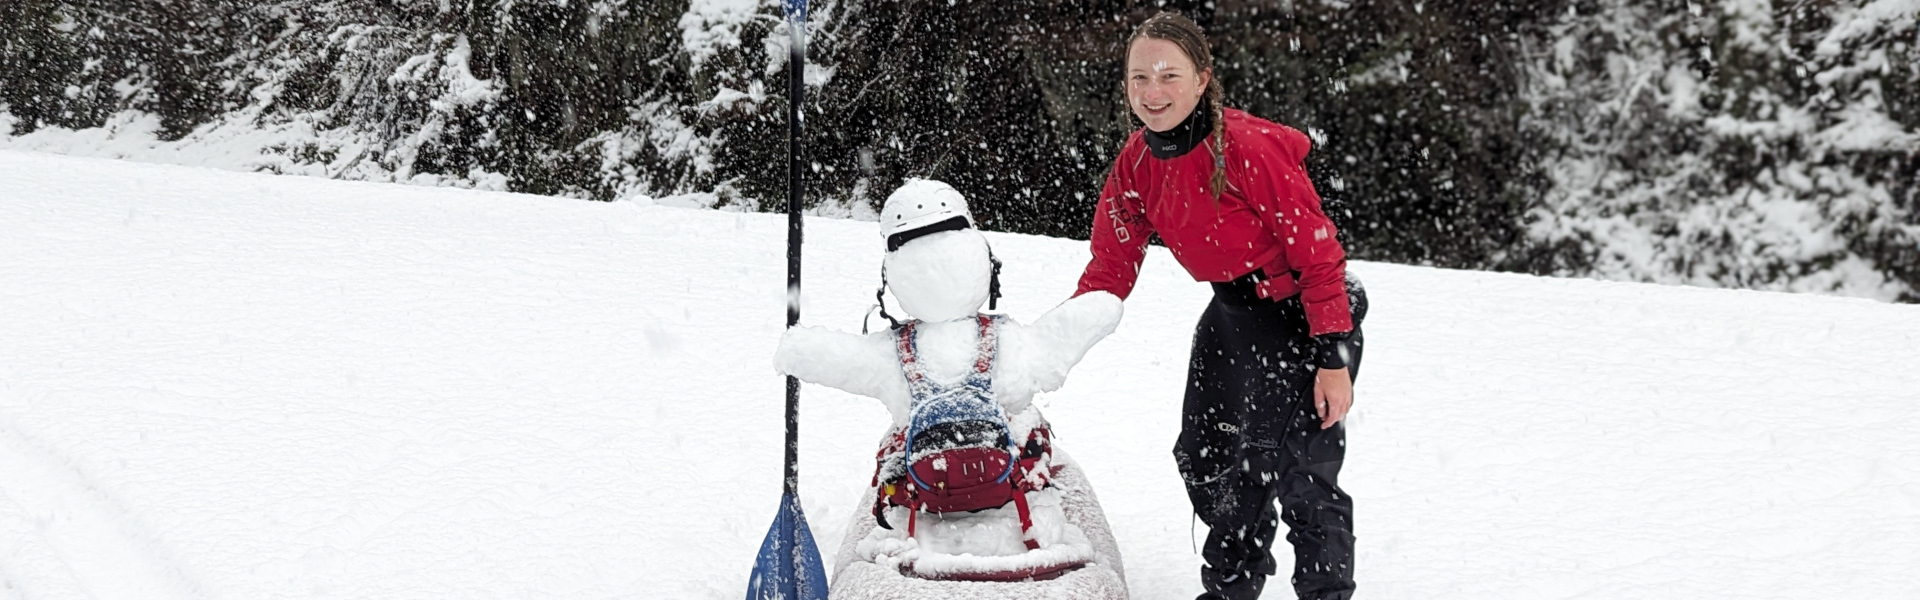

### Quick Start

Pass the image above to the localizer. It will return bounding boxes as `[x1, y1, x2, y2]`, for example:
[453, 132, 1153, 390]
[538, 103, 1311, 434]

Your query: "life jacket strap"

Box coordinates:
[1012, 486, 1039, 550]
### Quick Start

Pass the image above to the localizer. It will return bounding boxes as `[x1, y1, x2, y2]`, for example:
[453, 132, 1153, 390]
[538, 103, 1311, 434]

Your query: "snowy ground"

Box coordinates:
[3, 149, 1917, 599]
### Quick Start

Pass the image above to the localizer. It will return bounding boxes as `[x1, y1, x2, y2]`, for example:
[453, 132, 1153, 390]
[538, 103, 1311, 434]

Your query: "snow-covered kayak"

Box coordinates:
[828, 447, 1127, 599]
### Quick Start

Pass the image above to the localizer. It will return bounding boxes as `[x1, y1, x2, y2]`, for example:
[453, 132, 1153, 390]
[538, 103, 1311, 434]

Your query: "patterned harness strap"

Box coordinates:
[895, 314, 999, 401]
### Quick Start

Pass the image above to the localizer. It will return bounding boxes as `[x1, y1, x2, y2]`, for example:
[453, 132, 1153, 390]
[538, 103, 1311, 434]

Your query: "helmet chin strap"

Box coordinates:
[863, 245, 1004, 334]
[987, 249, 1003, 311]
[865, 266, 902, 335]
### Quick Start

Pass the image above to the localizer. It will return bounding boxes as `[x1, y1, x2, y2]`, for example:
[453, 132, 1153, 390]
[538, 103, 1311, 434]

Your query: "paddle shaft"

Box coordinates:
[783, 1, 806, 499]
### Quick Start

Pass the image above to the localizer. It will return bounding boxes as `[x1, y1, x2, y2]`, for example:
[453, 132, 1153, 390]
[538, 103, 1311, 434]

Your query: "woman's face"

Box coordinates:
[1126, 37, 1211, 133]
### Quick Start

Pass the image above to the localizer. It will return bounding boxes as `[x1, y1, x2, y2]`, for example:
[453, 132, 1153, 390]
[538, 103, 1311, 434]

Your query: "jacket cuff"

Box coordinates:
[1303, 289, 1354, 337]
[1314, 332, 1352, 370]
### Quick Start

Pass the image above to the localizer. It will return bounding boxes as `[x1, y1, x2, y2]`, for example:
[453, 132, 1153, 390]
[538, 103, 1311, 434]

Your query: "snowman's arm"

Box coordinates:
[774, 326, 909, 402]
[1006, 291, 1124, 392]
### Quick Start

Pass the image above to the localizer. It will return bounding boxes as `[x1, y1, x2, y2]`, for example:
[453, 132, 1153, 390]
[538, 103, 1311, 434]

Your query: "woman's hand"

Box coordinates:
[1314, 367, 1352, 429]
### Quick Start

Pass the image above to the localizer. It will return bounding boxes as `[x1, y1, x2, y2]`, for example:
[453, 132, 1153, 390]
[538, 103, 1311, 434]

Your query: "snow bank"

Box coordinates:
[4, 150, 1919, 599]
[0, 31, 508, 192]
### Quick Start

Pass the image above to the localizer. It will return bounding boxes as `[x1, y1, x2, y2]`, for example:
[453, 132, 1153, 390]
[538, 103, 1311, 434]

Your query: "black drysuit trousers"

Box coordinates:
[1175, 274, 1367, 600]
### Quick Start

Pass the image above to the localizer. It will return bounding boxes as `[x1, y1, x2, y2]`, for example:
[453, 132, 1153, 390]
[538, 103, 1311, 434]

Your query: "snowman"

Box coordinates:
[775, 179, 1129, 597]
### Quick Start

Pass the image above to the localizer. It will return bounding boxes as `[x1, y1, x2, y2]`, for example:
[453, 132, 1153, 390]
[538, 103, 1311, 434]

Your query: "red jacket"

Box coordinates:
[1075, 108, 1353, 337]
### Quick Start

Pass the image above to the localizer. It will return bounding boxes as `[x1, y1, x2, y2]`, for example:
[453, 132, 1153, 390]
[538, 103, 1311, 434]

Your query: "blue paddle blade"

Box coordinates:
[746, 492, 828, 600]
[782, 0, 806, 21]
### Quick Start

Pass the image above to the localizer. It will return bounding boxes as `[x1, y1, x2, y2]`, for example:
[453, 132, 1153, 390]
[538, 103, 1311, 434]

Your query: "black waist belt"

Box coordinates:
[1212, 270, 1282, 308]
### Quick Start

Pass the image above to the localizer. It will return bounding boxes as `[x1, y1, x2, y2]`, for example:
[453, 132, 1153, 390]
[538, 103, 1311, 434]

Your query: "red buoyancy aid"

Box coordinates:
[870, 315, 1055, 550]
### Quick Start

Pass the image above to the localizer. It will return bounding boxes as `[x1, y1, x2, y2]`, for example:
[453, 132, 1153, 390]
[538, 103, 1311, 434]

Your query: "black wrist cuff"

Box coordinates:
[1314, 332, 1351, 370]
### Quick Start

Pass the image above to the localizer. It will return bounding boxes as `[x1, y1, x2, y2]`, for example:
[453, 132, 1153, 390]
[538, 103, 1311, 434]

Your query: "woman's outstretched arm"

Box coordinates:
[1075, 143, 1153, 300]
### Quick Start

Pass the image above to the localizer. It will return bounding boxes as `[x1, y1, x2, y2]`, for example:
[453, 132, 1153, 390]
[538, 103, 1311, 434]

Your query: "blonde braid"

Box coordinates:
[1207, 75, 1228, 199]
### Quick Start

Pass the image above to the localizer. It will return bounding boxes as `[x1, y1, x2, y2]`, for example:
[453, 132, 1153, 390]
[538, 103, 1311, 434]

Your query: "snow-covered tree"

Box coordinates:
[1523, 0, 1920, 300]
[3, 0, 1915, 301]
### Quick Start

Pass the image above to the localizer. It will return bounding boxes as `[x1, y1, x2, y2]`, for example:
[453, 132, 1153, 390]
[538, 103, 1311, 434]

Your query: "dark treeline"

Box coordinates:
[3, 0, 1915, 299]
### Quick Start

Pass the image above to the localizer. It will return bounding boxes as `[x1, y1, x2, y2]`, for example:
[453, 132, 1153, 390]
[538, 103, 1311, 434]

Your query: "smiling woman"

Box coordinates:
[1123, 19, 1229, 198]
[1125, 39, 1209, 134]
[1072, 11, 1370, 600]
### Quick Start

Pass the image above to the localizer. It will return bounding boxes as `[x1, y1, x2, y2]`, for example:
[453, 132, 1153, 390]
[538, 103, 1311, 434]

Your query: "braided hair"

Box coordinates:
[1127, 11, 1229, 199]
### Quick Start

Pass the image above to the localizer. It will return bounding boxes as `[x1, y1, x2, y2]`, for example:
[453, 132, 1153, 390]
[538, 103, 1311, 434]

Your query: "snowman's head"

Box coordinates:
[879, 179, 998, 323]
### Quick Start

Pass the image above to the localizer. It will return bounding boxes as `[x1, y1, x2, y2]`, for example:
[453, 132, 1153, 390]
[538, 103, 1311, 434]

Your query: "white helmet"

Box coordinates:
[880, 178, 973, 248]
[866, 178, 1004, 330]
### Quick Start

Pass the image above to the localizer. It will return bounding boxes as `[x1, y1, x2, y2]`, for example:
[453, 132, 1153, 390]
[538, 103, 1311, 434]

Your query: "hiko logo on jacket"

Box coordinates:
[1107, 190, 1143, 244]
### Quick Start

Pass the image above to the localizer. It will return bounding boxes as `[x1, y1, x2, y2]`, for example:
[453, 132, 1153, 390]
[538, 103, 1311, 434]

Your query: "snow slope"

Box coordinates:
[3, 149, 1917, 599]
